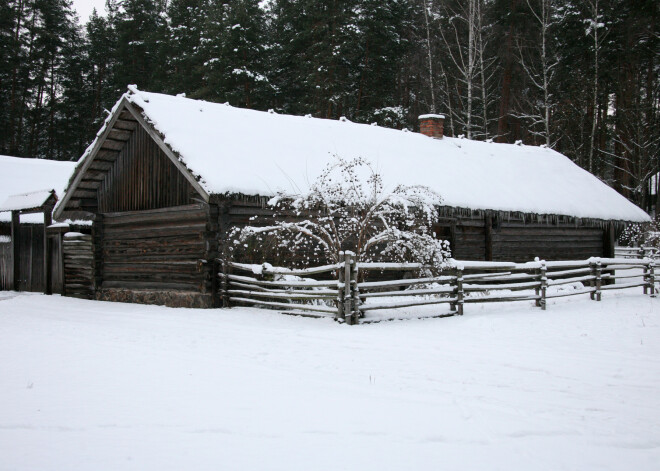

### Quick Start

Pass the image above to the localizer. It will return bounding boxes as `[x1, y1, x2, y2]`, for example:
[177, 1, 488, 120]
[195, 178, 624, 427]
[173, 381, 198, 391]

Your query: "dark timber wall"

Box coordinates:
[492, 223, 604, 261]
[97, 124, 196, 213]
[434, 216, 610, 262]
[0, 241, 11, 290]
[96, 204, 213, 308]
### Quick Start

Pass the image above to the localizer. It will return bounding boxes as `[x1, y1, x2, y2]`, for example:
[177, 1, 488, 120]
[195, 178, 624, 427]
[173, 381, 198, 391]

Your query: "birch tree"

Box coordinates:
[517, 0, 560, 147]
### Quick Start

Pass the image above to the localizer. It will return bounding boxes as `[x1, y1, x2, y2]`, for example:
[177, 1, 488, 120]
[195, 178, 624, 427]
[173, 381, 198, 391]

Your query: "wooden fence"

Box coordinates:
[614, 246, 660, 259]
[218, 254, 657, 325]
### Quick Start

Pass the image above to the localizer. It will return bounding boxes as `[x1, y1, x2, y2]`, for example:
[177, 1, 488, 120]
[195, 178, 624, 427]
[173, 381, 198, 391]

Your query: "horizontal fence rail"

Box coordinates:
[218, 255, 658, 325]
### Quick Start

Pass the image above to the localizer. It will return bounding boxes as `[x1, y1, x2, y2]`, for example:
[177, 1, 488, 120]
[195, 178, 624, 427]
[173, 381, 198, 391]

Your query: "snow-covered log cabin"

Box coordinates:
[52, 87, 649, 308]
[0, 155, 78, 293]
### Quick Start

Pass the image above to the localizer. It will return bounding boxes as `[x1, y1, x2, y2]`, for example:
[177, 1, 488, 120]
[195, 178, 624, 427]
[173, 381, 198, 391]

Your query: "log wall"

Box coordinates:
[492, 223, 604, 261]
[63, 233, 95, 298]
[97, 124, 196, 213]
[96, 204, 213, 308]
[0, 241, 11, 290]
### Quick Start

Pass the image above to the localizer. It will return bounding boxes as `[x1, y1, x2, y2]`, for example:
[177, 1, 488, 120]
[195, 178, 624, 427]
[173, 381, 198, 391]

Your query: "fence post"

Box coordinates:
[351, 256, 360, 322]
[648, 260, 656, 297]
[643, 262, 649, 295]
[343, 252, 354, 325]
[594, 259, 602, 301]
[450, 268, 457, 312]
[456, 266, 464, 315]
[534, 258, 541, 307]
[337, 251, 345, 321]
[539, 261, 547, 310]
[221, 259, 231, 308]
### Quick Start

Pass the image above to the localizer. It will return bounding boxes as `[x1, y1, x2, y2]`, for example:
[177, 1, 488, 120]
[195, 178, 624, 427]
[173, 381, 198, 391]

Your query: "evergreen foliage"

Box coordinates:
[0, 0, 657, 213]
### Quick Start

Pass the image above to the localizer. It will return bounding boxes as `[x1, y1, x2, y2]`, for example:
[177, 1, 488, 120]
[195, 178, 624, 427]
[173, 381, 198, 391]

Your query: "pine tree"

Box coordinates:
[163, 0, 208, 96]
[197, 0, 272, 108]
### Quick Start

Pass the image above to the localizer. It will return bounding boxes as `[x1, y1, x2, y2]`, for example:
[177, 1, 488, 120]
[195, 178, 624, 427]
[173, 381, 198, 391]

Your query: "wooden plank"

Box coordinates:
[112, 119, 138, 131]
[107, 129, 132, 141]
[360, 297, 457, 311]
[95, 149, 121, 161]
[229, 297, 337, 314]
[102, 203, 204, 219]
[359, 286, 456, 298]
[72, 190, 97, 199]
[224, 273, 338, 288]
[122, 100, 210, 203]
[358, 275, 456, 289]
[100, 138, 125, 151]
[463, 294, 540, 303]
[102, 280, 203, 291]
[227, 289, 336, 300]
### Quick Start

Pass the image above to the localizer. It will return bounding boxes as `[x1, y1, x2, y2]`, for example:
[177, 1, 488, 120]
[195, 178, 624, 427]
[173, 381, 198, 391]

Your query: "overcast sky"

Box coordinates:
[72, 0, 107, 22]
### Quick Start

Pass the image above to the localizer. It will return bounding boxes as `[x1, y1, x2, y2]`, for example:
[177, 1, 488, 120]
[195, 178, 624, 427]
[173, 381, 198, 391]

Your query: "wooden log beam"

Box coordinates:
[11, 211, 19, 291]
[44, 205, 53, 295]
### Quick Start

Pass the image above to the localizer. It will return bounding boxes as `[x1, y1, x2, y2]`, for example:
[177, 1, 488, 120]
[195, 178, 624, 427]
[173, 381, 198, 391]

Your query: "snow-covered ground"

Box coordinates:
[0, 290, 659, 470]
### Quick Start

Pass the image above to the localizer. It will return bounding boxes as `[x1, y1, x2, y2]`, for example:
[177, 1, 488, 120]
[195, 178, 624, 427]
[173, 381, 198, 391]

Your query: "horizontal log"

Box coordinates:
[102, 226, 206, 241]
[359, 286, 456, 298]
[601, 264, 647, 271]
[101, 138, 125, 151]
[357, 262, 424, 271]
[224, 273, 339, 288]
[119, 110, 137, 121]
[88, 160, 115, 172]
[112, 119, 138, 131]
[227, 289, 336, 301]
[545, 267, 591, 277]
[102, 273, 208, 284]
[463, 294, 540, 303]
[102, 203, 204, 219]
[227, 261, 342, 276]
[102, 237, 206, 249]
[107, 129, 131, 141]
[78, 180, 102, 190]
[601, 273, 644, 281]
[600, 281, 647, 291]
[72, 189, 97, 199]
[547, 275, 595, 287]
[229, 281, 338, 296]
[358, 275, 456, 289]
[102, 280, 203, 291]
[360, 297, 457, 311]
[95, 149, 120, 161]
[464, 281, 542, 291]
[545, 288, 595, 299]
[102, 211, 207, 228]
[229, 297, 337, 314]
[103, 249, 204, 263]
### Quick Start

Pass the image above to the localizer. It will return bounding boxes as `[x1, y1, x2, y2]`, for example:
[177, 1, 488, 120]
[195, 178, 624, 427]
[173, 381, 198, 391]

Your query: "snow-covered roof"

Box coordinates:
[64, 88, 649, 223]
[0, 155, 76, 224]
[0, 189, 55, 212]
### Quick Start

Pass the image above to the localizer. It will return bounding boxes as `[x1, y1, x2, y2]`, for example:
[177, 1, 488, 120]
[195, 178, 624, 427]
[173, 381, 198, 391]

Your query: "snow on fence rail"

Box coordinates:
[217, 255, 658, 325]
[614, 246, 659, 259]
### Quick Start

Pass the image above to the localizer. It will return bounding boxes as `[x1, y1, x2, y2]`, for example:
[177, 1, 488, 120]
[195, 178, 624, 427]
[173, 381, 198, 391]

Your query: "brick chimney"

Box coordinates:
[418, 114, 445, 139]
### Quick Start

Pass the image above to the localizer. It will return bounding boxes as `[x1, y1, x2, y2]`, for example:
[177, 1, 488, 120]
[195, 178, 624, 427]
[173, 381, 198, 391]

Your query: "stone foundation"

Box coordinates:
[96, 288, 213, 308]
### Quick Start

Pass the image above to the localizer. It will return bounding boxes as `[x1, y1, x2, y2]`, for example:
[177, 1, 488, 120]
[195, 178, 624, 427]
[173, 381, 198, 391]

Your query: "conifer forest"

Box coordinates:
[0, 0, 657, 209]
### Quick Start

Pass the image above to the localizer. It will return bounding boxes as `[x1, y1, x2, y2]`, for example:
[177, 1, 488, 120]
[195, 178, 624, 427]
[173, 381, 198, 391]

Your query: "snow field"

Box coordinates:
[0, 290, 659, 470]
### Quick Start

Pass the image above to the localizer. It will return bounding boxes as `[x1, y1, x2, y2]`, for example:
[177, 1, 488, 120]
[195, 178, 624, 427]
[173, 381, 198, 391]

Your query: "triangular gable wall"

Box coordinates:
[55, 99, 208, 218]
